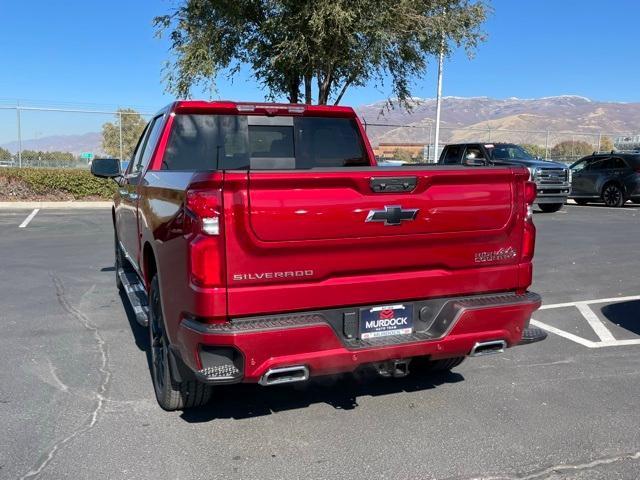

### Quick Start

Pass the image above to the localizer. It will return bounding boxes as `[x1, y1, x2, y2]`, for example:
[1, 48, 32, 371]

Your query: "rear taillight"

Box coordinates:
[524, 181, 537, 206]
[186, 189, 225, 287]
[522, 180, 536, 262]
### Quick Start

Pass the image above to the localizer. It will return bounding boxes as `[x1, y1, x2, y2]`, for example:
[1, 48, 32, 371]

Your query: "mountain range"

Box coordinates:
[356, 96, 640, 146]
[1, 132, 104, 157]
[1, 96, 639, 155]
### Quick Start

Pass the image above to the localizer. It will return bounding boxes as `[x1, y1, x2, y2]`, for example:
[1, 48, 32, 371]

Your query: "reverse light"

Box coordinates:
[186, 189, 221, 235]
[202, 217, 219, 235]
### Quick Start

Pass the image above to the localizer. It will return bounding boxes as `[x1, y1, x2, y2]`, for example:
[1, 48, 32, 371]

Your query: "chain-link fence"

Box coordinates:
[0, 104, 637, 168]
[363, 121, 639, 165]
[0, 106, 153, 169]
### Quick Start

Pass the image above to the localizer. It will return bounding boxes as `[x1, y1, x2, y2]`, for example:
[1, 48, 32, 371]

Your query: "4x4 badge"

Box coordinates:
[365, 205, 419, 226]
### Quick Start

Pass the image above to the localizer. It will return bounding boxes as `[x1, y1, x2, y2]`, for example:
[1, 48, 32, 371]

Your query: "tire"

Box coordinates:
[539, 203, 564, 213]
[574, 199, 589, 206]
[411, 356, 465, 374]
[114, 230, 125, 291]
[602, 183, 625, 207]
[149, 275, 212, 410]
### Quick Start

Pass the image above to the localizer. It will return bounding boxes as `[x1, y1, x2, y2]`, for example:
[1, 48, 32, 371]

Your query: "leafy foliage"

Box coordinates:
[0, 147, 11, 161]
[550, 140, 594, 160]
[0, 168, 116, 199]
[102, 109, 147, 159]
[599, 136, 614, 152]
[521, 144, 546, 158]
[155, 0, 489, 108]
[19, 150, 76, 168]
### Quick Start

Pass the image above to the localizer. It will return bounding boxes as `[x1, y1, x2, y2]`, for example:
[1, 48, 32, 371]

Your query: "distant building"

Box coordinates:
[373, 143, 429, 162]
[614, 134, 640, 150]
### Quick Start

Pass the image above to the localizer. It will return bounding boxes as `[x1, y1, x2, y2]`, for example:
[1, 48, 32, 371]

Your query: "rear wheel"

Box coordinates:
[149, 275, 212, 411]
[574, 199, 589, 206]
[539, 203, 564, 213]
[602, 183, 625, 207]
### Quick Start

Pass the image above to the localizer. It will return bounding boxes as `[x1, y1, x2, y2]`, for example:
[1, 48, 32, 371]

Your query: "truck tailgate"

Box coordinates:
[223, 166, 525, 317]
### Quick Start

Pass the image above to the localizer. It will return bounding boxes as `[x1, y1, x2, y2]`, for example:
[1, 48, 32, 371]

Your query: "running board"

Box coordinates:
[118, 268, 149, 327]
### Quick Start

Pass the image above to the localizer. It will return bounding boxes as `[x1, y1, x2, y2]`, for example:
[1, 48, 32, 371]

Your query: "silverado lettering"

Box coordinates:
[92, 100, 545, 411]
[233, 270, 314, 281]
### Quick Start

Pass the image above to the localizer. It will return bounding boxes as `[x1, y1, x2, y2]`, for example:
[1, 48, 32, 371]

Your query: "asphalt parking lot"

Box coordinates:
[1, 203, 640, 480]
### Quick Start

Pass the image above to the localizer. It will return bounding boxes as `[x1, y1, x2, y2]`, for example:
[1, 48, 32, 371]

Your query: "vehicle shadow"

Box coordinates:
[180, 368, 464, 423]
[567, 202, 640, 209]
[601, 300, 640, 336]
[119, 289, 150, 351]
[113, 277, 466, 422]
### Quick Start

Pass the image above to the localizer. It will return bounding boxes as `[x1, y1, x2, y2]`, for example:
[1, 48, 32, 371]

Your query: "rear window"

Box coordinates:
[160, 114, 368, 171]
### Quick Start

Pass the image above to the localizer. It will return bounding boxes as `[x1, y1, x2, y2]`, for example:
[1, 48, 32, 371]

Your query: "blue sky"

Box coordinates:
[0, 0, 639, 142]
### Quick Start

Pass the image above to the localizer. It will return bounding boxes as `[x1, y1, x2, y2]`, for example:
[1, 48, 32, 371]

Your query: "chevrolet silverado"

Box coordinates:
[91, 101, 545, 410]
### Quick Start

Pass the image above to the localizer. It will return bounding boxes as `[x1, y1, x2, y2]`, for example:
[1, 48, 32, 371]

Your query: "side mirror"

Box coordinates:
[91, 158, 121, 178]
[463, 157, 487, 167]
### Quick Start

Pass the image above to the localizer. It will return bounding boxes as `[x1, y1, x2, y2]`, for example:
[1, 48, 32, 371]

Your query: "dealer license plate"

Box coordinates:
[359, 304, 413, 339]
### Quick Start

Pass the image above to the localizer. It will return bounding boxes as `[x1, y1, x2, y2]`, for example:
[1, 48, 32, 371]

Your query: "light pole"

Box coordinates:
[433, 37, 445, 163]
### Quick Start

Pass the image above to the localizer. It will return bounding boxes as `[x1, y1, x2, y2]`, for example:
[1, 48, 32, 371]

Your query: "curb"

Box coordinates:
[0, 201, 113, 209]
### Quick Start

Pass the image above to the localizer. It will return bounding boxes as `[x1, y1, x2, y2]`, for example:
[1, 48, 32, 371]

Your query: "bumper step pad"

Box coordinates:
[118, 268, 149, 327]
[517, 326, 548, 345]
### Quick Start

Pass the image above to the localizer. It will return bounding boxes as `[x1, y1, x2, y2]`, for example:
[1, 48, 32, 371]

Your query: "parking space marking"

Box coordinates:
[534, 295, 640, 348]
[530, 319, 598, 348]
[18, 208, 40, 228]
[575, 303, 616, 342]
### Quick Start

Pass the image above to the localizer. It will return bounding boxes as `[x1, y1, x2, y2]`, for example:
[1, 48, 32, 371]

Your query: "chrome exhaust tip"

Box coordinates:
[259, 365, 309, 386]
[470, 340, 507, 357]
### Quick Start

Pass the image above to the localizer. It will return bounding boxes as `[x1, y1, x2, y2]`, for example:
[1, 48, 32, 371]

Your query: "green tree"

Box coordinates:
[521, 144, 546, 159]
[101, 109, 147, 159]
[0, 146, 11, 161]
[599, 136, 614, 152]
[550, 140, 593, 161]
[154, 0, 488, 108]
[20, 150, 76, 168]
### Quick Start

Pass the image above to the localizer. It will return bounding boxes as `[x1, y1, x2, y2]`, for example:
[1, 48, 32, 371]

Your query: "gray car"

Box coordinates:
[569, 152, 640, 207]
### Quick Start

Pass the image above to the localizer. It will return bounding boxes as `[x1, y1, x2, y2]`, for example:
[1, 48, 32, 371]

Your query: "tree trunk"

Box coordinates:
[304, 72, 312, 104]
[288, 73, 300, 103]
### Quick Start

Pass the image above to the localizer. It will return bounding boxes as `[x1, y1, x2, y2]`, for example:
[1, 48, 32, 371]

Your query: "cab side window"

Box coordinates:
[442, 146, 462, 164]
[463, 146, 485, 161]
[587, 158, 609, 171]
[126, 124, 150, 175]
[571, 158, 589, 173]
[131, 115, 164, 175]
[609, 157, 628, 170]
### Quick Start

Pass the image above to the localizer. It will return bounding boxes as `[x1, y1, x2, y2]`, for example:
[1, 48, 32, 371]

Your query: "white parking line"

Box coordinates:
[575, 303, 616, 342]
[534, 295, 640, 348]
[18, 209, 40, 228]
[530, 319, 598, 348]
[540, 295, 640, 310]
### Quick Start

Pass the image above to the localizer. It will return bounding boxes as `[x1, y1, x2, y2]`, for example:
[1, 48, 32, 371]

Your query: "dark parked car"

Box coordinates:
[439, 143, 571, 212]
[569, 152, 640, 207]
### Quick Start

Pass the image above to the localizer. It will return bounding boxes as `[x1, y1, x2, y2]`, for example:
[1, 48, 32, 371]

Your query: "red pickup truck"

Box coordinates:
[92, 101, 545, 411]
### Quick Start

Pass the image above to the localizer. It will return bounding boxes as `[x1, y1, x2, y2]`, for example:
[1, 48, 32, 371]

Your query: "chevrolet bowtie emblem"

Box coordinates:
[365, 205, 419, 226]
